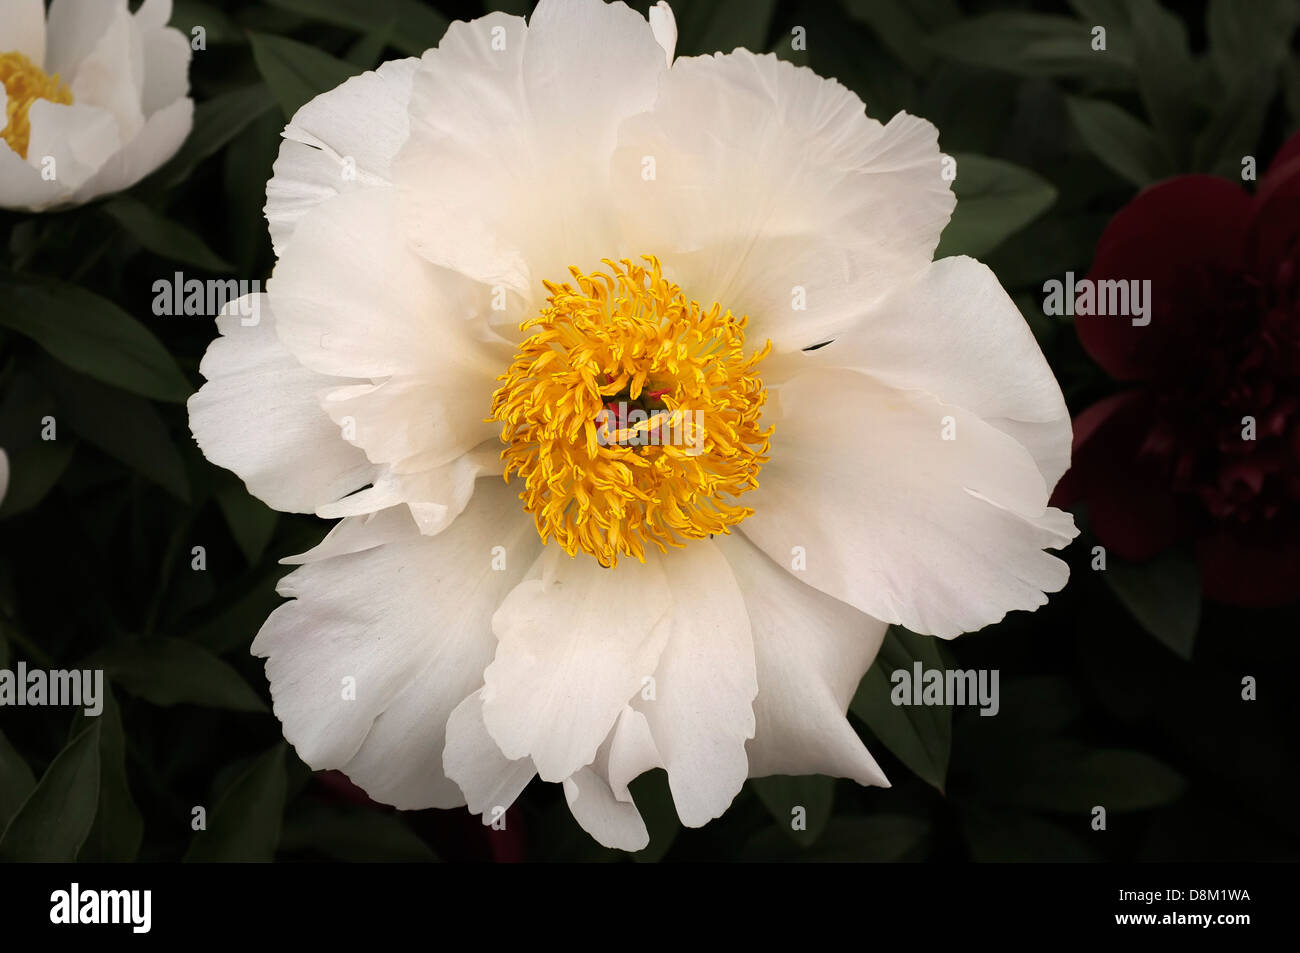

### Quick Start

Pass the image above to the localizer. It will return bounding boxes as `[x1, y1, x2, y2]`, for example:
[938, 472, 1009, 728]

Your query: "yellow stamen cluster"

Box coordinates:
[0, 51, 73, 160]
[491, 256, 773, 567]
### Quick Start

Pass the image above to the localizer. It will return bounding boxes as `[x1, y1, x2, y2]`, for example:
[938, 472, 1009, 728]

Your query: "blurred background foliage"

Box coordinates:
[1, 0, 1298, 862]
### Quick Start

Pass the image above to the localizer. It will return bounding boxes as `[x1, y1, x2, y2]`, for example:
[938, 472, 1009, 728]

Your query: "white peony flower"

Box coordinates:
[0, 0, 192, 211]
[189, 0, 1077, 850]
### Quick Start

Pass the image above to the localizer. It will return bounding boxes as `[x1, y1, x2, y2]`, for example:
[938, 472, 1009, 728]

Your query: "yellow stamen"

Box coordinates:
[0, 51, 73, 160]
[490, 256, 773, 568]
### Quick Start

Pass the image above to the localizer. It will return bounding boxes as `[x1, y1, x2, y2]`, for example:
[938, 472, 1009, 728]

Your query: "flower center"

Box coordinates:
[0, 51, 73, 160]
[490, 256, 772, 567]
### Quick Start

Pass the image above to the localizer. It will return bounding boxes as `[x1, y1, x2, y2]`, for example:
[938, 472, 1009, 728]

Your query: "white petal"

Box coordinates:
[66, 1, 145, 145]
[564, 768, 649, 851]
[69, 94, 191, 202]
[639, 540, 756, 827]
[134, 0, 173, 33]
[741, 369, 1075, 638]
[606, 706, 662, 803]
[45, 0, 126, 77]
[252, 479, 543, 808]
[612, 50, 954, 351]
[0, 447, 9, 506]
[395, 13, 532, 296]
[396, 0, 666, 309]
[267, 188, 505, 382]
[523, 0, 666, 151]
[483, 547, 672, 782]
[316, 450, 498, 535]
[320, 374, 499, 472]
[280, 507, 417, 565]
[562, 705, 657, 849]
[0, 140, 66, 210]
[0, 0, 46, 65]
[443, 690, 536, 821]
[714, 532, 889, 784]
[648, 2, 677, 66]
[24, 101, 120, 191]
[807, 257, 1073, 487]
[265, 57, 420, 256]
[139, 22, 191, 117]
[187, 294, 374, 513]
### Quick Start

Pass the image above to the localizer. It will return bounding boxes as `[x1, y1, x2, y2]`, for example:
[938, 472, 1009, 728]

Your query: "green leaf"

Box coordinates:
[1065, 96, 1171, 187]
[960, 806, 1099, 862]
[91, 639, 267, 712]
[49, 370, 190, 502]
[171, 0, 244, 45]
[346, 23, 396, 69]
[936, 154, 1057, 259]
[743, 815, 930, 862]
[215, 483, 279, 565]
[625, 769, 680, 863]
[986, 211, 1112, 289]
[280, 803, 437, 862]
[976, 743, 1186, 813]
[1192, 69, 1276, 179]
[842, 0, 936, 73]
[770, 27, 809, 67]
[0, 721, 101, 861]
[103, 197, 234, 273]
[222, 107, 283, 276]
[1286, 59, 1300, 127]
[669, 0, 776, 56]
[805, 5, 915, 120]
[1067, 0, 1132, 24]
[926, 13, 1132, 82]
[1102, 549, 1201, 659]
[485, 0, 531, 14]
[184, 743, 287, 862]
[186, 571, 286, 654]
[155, 84, 278, 189]
[248, 33, 365, 120]
[1206, 0, 1299, 85]
[387, 0, 451, 56]
[0, 728, 36, 831]
[0, 277, 192, 403]
[266, 0, 393, 33]
[990, 677, 1083, 741]
[1129, 0, 1198, 157]
[70, 690, 144, 863]
[0, 440, 75, 518]
[750, 775, 834, 846]
[850, 626, 952, 790]
[266, 0, 448, 57]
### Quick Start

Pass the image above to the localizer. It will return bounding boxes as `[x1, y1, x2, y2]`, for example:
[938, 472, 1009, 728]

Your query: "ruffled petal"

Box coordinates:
[715, 532, 889, 784]
[802, 256, 1072, 487]
[188, 294, 374, 513]
[395, 0, 667, 319]
[638, 540, 756, 827]
[252, 479, 543, 808]
[443, 690, 536, 821]
[265, 57, 420, 255]
[741, 368, 1075, 638]
[612, 49, 954, 351]
[0, 0, 46, 65]
[482, 546, 672, 782]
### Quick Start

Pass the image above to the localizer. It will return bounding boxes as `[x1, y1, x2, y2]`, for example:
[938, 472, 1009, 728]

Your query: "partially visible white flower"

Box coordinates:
[0, 0, 193, 211]
[0, 448, 9, 506]
[647, 1, 676, 67]
[190, 0, 1077, 850]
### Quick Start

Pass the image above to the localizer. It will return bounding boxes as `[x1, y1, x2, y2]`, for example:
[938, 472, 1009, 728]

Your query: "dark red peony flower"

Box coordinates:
[1054, 131, 1300, 606]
